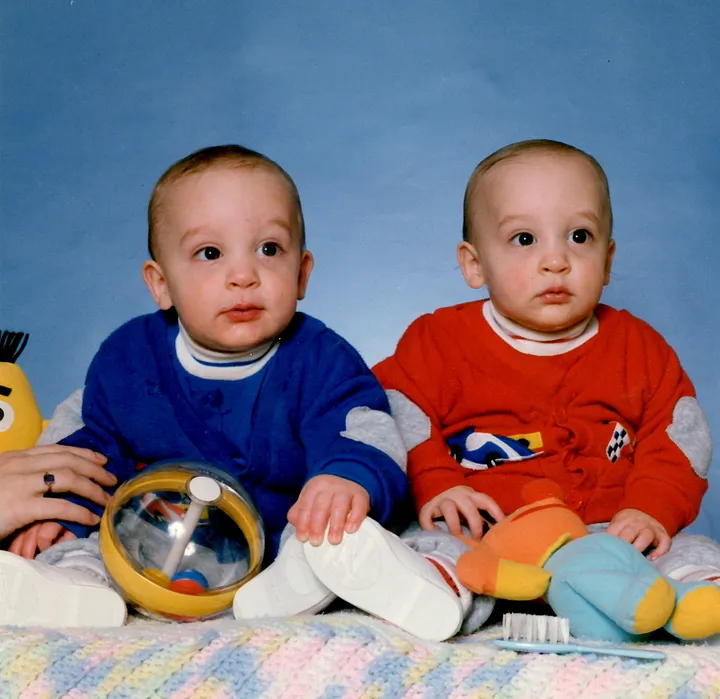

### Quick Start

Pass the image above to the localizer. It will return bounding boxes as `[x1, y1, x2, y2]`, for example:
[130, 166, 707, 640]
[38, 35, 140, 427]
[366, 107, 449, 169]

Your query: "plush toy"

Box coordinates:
[0, 330, 45, 452]
[456, 479, 720, 642]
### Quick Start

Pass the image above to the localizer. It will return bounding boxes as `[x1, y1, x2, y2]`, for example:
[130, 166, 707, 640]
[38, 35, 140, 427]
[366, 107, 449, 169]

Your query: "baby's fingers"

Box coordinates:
[326, 493, 351, 545]
[307, 492, 333, 546]
[604, 520, 624, 538]
[469, 493, 505, 524]
[457, 503, 486, 540]
[649, 532, 672, 560]
[36, 522, 64, 552]
[439, 501, 463, 536]
[344, 492, 368, 535]
[287, 492, 315, 543]
[614, 527, 637, 546]
[629, 528, 655, 555]
[19, 526, 40, 559]
[56, 530, 78, 545]
[8, 532, 27, 557]
[418, 503, 441, 531]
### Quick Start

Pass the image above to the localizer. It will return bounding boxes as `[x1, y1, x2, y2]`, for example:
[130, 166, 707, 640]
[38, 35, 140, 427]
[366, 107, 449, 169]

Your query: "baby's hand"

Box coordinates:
[287, 474, 370, 546]
[418, 485, 505, 540]
[9, 521, 77, 559]
[606, 508, 671, 560]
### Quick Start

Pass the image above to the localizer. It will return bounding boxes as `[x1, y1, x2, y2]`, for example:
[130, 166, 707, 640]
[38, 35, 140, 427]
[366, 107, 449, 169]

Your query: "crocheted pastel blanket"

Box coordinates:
[0, 613, 718, 699]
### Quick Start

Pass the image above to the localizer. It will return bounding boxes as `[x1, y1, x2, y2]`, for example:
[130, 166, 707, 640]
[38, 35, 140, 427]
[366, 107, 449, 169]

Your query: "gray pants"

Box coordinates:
[38, 522, 720, 635]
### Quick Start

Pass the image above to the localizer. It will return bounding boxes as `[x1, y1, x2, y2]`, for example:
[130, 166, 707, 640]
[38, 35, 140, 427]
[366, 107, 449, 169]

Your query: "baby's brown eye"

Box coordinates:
[260, 242, 278, 257]
[571, 229, 591, 244]
[512, 232, 535, 246]
[199, 247, 221, 260]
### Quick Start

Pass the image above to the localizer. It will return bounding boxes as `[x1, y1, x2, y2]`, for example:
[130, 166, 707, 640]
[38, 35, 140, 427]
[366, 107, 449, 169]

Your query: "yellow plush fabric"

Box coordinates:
[0, 360, 44, 452]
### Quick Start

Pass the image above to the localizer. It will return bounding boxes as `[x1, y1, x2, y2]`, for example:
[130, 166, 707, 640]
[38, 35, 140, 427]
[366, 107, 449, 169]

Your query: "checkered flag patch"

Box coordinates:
[606, 423, 631, 462]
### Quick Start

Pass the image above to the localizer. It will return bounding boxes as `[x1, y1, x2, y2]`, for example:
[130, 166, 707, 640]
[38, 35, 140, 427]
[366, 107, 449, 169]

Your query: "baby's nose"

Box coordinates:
[226, 258, 259, 286]
[540, 248, 570, 273]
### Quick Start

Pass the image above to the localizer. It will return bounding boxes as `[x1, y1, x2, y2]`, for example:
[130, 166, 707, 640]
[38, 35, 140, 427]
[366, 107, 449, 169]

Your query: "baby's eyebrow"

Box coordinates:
[179, 226, 211, 245]
[497, 214, 529, 228]
[576, 210, 600, 221]
[0, 385, 11, 397]
[261, 219, 295, 236]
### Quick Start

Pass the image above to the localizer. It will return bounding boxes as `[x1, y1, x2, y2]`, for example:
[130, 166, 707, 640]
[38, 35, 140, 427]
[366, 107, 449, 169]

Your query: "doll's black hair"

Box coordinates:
[0, 331, 29, 364]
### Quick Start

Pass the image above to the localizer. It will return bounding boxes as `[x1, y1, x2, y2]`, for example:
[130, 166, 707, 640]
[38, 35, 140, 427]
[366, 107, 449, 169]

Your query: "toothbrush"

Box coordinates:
[494, 613, 665, 661]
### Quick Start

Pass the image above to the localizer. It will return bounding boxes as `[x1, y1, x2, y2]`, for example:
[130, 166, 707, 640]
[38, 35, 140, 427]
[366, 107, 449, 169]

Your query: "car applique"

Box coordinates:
[447, 428, 541, 470]
[606, 422, 632, 462]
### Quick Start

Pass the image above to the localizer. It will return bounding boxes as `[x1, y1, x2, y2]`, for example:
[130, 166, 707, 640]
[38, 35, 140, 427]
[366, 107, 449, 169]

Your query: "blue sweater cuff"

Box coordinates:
[52, 492, 103, 539]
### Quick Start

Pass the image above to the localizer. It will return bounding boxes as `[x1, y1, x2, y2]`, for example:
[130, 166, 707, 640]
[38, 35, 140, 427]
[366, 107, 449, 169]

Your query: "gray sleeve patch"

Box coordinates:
[385, 389, 432, 452]
[666, 396, 712, 478]
[340, 406, 407, 472]
[37, 388, 85, 445]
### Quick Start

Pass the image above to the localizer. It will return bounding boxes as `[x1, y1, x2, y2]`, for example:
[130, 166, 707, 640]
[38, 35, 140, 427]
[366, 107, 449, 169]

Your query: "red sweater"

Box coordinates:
[374, 301, 708, 536]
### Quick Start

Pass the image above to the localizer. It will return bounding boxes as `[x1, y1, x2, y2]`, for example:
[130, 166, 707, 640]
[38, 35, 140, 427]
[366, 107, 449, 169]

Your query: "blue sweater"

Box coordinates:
[60, 310, 408, 557]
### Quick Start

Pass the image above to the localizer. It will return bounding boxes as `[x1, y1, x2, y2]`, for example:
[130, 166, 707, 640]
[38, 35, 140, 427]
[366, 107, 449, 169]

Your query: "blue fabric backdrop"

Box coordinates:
[2, 1, 719, 537]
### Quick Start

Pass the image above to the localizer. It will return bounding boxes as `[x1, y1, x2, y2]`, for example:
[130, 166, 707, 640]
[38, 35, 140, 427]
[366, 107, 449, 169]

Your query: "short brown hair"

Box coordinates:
[462, 139, 613, 242]
[148, 144, 306, 260]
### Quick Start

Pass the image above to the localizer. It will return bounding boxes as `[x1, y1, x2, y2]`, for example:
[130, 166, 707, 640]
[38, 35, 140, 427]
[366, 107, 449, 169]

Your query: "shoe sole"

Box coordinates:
[0, 552, 126, 628]
[303, 518, 463, 641]
[233, 535, 334, 619]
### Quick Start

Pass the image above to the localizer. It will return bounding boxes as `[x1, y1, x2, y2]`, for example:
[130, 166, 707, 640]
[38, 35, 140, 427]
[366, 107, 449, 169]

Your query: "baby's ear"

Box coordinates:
[603, 239, 616, 286]
[142, 260, 173, 310]
[296, 250, 314, 301]
[457, 241, 486, 289]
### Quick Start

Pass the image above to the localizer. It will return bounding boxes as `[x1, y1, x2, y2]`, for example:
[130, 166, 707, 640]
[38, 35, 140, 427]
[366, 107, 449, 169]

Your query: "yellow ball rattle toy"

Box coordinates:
[99, 460, 264, 621]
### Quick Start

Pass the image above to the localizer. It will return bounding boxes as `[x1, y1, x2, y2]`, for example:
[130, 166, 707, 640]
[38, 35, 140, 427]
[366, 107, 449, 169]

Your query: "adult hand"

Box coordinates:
[606, 508, 671, 560]
[287, 474, 370, 546]
[0, 445, 116, 542]
[418, 485, 505, 540]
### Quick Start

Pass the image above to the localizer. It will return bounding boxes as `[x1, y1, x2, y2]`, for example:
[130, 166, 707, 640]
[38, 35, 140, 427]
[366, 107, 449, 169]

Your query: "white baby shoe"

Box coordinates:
[0, 551, 126, 628]
[667, 563, 720, 584]
[303, 517, 465, 641]
[233, 533, 336, 619]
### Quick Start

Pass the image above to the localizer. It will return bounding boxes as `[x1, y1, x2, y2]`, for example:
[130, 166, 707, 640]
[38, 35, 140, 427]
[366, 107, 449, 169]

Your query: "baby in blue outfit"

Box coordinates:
[1, 145, 471, 640]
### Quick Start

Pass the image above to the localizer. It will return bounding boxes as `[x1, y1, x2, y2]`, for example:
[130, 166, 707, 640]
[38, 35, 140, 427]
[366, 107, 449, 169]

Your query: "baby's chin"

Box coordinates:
[210, 340, 271, 354]
[193, 332, 274, 355]
[525, 317, 590, 335]
[512, 308, 593, 335]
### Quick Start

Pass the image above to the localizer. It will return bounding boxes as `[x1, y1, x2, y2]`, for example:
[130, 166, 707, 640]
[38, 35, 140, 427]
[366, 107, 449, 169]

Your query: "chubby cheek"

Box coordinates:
[271, 290, 301, 325]
[173, 280, 216, 319]
[577, 260, 608, 294]
[174, 298, 204, 330]
[263, 267, 300, 303]
[490, 263, 534, 300]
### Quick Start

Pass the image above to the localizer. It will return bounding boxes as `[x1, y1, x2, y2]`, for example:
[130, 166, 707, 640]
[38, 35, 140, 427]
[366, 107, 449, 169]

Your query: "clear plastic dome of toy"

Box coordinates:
[99, 460, 265, 621]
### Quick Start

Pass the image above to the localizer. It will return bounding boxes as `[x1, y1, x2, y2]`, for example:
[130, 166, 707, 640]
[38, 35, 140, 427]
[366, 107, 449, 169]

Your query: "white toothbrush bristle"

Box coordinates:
[560, 617, 570, 644]
[535, 615, 547, 642]
[502, 613, 570, 644]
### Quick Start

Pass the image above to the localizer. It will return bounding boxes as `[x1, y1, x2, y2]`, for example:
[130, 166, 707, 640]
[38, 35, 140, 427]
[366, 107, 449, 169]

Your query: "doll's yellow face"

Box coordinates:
[0, 363, 43, 451]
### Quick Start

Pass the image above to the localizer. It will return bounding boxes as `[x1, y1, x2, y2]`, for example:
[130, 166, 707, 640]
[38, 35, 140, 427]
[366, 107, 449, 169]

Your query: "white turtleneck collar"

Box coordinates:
[483, 300, 598, 356]
[175, 321, 279, 380]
